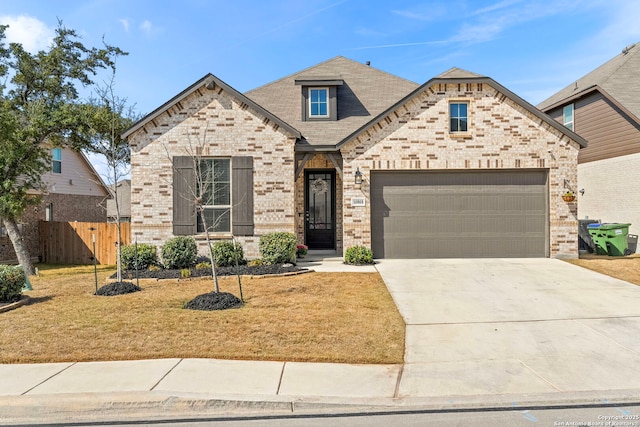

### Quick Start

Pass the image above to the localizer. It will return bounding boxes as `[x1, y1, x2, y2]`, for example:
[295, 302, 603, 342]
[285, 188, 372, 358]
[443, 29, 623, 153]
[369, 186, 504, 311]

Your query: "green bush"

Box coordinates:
[161, 236, 197, 269]
[344, 245, 374, 265]
[211, 240, 245, 267]
[0, 265, 25, 303]
[195, 261, 211, 270]
[120, 244, 158, 270]
[259, 232, 297, 264]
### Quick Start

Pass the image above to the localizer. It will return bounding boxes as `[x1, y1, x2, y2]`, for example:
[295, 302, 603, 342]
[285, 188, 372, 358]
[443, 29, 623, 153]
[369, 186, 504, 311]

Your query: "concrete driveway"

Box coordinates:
[376, 258, 640, 398]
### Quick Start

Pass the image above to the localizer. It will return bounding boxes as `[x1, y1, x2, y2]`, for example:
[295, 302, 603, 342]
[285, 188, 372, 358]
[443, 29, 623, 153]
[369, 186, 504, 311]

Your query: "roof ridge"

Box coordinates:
[597, 42, 639, 88]
[436, 67, 486, 79]
[245, 56, 347, 94]
[245, 56, 418, 95]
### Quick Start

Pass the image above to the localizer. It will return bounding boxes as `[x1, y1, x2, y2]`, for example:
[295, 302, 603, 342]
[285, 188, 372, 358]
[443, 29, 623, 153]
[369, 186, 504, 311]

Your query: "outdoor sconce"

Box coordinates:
[579, 188, 585, 195]
[354, 167, 363, 187]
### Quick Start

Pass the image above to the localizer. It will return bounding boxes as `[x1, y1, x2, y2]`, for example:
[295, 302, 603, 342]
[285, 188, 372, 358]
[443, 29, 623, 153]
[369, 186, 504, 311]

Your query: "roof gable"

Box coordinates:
[435, 67, 486, 79]
[337, 72, 587, 149]
[245, 56, 419, 148]
[538, 42, 640, 118]
[122, 74, 301, 140]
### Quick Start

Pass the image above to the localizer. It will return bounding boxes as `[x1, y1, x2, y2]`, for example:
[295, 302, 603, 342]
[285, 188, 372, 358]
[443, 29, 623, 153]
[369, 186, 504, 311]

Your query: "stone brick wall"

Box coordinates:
[340, 83, 581, 258]
[578, 152, 640, 252]
[127, 83, 297, 259]
[0, 193, 106, 263]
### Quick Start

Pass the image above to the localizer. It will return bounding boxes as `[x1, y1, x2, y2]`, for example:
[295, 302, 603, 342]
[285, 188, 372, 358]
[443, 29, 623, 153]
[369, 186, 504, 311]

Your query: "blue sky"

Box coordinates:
[2, 0, 639, 178]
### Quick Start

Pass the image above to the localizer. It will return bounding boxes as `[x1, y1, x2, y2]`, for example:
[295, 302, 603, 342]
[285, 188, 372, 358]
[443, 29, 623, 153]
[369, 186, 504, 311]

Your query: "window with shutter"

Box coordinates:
[172, 156, 254, 236]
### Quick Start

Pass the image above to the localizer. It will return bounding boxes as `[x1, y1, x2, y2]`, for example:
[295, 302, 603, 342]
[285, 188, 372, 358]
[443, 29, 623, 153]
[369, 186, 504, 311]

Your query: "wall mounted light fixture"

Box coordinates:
[354, 167, 363, 186]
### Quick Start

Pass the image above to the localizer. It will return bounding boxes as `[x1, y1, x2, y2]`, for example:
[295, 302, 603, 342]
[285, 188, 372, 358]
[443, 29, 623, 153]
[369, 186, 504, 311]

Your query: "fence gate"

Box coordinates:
[39, 221, 131, 265]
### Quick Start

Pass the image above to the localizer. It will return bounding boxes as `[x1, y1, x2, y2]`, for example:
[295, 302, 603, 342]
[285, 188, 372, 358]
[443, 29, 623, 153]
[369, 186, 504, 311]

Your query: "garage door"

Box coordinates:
[370, 170, 548, 258]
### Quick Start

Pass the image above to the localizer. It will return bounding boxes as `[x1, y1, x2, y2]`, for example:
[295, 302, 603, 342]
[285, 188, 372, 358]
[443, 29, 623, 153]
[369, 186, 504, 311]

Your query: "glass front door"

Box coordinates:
[305, 171, 335, 249]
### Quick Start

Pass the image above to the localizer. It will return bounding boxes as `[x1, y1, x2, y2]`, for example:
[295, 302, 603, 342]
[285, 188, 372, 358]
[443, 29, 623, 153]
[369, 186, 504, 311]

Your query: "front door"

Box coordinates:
[305, 170, 336, 249]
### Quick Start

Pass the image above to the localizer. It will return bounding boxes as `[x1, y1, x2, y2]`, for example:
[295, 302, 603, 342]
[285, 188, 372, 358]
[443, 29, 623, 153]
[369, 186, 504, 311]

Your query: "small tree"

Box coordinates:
[165, 129, 243, 295]
[82, 69, 138, 282]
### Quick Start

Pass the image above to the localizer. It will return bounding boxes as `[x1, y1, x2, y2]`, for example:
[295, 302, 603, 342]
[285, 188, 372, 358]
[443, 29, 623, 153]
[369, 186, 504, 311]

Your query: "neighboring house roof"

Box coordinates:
[122, 74, 302, 140]
[337, 67, 588, 149]
[245, 56, 420, 149]
[106, 179, 131, 218]
[538, 42, 640, 123]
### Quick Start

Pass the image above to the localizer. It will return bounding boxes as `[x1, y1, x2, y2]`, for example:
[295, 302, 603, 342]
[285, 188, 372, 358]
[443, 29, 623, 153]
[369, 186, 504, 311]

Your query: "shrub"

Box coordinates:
[259, 232, 297, 264]
[211, 240, 245, 267]
[344, 245, 374, 265]
[148, 265, 161, 271]
[296, 244, 308, 258]
[0, 265, 25, 303]
[248, 258, 264, 266]
[161, 236, 197, 269]
[195, 261, 212, 270]
[120, 244, 158, 270]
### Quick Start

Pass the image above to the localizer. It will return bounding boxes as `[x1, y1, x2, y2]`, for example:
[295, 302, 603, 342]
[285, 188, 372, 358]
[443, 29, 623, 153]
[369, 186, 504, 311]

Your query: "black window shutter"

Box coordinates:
[172, 156, 196, 235]
[232, 156, 254, 236]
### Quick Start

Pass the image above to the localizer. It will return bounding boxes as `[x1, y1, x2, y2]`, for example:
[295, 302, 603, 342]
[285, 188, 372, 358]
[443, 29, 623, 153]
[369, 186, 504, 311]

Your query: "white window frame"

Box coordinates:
[309, 87, 330, 118]
[52, 148, 62, 174]
[196, 158, 231, 234]
[449, 102, 469, 133]
[563, 104, 574, 131]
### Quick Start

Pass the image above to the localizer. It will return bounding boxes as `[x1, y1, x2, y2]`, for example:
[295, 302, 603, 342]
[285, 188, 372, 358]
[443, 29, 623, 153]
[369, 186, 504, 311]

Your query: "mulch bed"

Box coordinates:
[96, 281, 142, 296]
[111, 264, 307, 280]
[184, 291, 243, 311]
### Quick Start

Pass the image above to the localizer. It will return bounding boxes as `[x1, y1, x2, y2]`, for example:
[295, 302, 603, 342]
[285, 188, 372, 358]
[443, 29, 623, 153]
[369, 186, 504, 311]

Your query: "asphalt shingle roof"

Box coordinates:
[538, 42, 640, 118]
[244, 56, 419, 147]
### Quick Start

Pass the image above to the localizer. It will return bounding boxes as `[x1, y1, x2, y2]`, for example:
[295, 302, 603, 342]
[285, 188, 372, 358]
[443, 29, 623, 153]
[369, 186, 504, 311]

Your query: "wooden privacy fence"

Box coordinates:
[40, 221, 131, 265]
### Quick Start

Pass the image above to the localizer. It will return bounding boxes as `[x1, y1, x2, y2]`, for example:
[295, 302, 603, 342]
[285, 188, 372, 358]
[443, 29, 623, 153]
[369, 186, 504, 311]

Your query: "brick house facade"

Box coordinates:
[124, 57, 585, 259]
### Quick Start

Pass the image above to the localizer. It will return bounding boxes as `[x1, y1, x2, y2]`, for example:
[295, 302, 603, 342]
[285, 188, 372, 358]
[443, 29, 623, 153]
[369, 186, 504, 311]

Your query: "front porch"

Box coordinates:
[294, 153, 343, 254]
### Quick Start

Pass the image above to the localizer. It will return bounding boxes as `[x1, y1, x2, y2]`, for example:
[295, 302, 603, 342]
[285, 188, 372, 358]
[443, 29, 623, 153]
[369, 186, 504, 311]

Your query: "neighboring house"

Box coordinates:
[107, 179, 131, 222]
[538, 42, 640, 252]
[123, 56, 585, 259]
[0, 147, 109, 263]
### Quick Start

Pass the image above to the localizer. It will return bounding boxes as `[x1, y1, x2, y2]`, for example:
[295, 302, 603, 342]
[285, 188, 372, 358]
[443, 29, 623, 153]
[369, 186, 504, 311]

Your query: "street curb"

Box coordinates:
[2, 389, 640, 425]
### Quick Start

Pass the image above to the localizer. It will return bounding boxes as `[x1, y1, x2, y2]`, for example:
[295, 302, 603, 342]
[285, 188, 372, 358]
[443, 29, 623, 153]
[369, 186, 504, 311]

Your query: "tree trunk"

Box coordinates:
[2, 217, 35, 275]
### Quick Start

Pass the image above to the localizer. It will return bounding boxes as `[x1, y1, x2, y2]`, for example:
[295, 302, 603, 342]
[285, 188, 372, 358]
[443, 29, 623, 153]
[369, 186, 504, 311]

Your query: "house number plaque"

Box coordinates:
[351, 197, 366, 207]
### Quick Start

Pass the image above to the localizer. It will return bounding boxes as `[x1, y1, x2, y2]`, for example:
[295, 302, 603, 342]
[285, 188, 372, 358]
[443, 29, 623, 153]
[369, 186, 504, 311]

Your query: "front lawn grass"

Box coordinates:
[564, 254, 640, 286]
[0, 265, 405, 364]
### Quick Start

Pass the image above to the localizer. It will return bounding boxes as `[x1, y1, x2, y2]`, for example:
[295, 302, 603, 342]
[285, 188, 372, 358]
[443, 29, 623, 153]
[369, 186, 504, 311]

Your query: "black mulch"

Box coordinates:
[0, 295, 21, 304]
[111, 264, 307, 280]
[96, 281, 142, 296]
[184, 291, 243, 311]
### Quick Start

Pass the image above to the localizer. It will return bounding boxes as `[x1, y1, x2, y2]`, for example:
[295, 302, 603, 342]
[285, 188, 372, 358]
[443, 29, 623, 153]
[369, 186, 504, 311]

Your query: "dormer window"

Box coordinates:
[309, 88, 329, 117]
[295, 78, 343, 121]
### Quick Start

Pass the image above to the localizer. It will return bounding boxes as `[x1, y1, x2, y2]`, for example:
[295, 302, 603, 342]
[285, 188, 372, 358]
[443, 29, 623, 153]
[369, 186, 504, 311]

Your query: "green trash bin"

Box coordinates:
[587, 223, 632, 256]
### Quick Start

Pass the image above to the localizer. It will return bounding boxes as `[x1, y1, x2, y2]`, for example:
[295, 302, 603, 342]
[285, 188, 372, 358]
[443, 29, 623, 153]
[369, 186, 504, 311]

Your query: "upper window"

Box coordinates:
[563, 104, 574, 131]
[196, 158, 231, 233]
[309, 88, 329, 117]
[450, 103, 468, 133]
[52, 148, 62, 174]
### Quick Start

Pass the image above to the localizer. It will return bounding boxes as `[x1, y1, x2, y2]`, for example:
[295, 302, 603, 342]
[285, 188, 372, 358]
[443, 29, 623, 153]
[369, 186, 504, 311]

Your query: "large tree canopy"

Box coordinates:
[0, 22, 127, 275]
